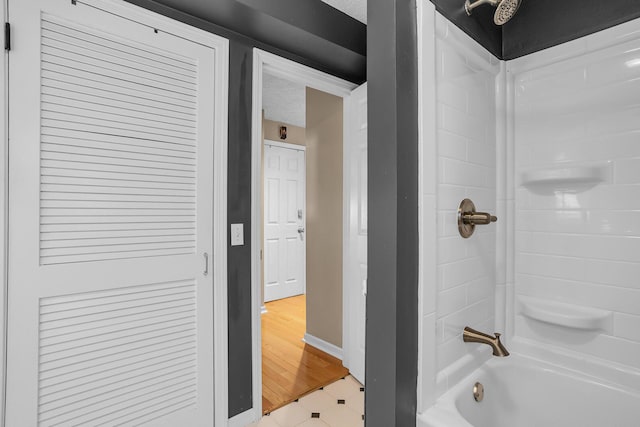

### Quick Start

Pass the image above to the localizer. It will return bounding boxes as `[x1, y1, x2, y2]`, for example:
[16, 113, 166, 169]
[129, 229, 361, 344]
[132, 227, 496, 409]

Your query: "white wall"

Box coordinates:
[433, 12, 500, 395]
[508, 18, 640, 371]
[418, 3, 501, 408]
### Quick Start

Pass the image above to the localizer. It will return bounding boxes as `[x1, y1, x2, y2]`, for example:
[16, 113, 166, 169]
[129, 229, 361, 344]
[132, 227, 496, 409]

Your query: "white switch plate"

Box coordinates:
[231, 223, 244, 246]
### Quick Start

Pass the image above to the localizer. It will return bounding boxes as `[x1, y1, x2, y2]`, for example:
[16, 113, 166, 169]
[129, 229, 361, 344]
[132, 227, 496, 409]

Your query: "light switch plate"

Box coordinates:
[231, 223, 244, 246]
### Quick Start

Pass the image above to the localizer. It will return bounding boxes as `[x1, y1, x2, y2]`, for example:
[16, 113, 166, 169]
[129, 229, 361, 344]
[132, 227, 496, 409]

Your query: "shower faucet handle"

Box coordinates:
[462, 211, 497, 225]
[458, 198, 497, 238]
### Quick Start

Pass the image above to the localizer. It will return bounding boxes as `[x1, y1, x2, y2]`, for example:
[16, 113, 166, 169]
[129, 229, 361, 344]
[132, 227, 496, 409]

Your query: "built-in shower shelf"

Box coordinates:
[518, 296, 613, 333]
[521, 163, 611, 192]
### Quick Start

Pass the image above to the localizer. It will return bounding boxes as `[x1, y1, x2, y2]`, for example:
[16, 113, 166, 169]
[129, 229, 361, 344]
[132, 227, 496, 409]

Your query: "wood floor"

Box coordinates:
[262, 295, 349, 414]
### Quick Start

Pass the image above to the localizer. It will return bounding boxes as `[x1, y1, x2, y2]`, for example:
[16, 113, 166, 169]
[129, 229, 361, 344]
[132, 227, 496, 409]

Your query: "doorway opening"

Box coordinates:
[260, 73, 349, 413]
[250, 49, 367, 422]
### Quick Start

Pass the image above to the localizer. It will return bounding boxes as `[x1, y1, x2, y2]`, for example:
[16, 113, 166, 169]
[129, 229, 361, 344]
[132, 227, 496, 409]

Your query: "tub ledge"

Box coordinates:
[417, 403, 474, 427]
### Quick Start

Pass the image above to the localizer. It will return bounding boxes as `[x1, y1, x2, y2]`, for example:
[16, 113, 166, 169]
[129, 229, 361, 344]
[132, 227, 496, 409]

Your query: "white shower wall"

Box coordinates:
[508, 18, 640, 371]
[434, 14, 500, 387]
[417, 2, 501, 409]
[417, 0, 640, 413]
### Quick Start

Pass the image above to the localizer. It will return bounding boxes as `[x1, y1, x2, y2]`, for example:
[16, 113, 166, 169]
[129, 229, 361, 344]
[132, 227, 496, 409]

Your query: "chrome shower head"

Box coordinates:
[464, 0, 521, 26]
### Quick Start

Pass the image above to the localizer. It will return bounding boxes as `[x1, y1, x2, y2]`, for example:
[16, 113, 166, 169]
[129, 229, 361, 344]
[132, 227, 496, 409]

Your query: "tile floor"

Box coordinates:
[249, 375, 364, 427]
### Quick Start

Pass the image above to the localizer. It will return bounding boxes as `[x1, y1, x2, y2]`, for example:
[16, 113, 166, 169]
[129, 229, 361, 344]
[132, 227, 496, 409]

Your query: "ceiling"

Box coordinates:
[262, 73, 306, 128]
[321, 0, 367, 24]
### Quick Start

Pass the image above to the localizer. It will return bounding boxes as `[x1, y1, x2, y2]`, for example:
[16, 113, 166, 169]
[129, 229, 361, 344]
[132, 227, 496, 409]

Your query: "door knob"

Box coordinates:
[297, 227, 305, 233]
[458, 198, 497, 238]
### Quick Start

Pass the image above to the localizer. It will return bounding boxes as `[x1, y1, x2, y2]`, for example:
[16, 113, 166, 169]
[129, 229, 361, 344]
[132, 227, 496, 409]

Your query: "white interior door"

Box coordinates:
[263, 142, 306, 302]
[6, 1, 219, 425]
[344, 83, 367, 384]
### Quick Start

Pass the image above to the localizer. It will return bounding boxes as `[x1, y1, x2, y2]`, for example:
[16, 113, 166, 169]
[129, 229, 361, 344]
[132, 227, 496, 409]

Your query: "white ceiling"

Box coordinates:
[262, 73, 306, 128]
[321, 0, 367, 24]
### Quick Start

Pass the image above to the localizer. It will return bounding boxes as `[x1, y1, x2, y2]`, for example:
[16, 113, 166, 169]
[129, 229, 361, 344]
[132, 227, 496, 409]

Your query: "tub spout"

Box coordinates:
[463, 326, 510, 357]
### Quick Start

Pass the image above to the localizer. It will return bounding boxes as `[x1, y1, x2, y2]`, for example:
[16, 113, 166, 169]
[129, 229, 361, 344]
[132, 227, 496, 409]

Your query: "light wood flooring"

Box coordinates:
[262, 295, 349, 414]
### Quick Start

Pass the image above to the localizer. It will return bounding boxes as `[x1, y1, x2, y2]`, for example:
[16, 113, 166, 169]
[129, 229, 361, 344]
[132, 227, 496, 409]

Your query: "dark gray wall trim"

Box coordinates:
[503, 0, 640, 59]
[125, 0, 366, 83]
[394, 1, 420, 423]
[123, 0, 357, 82]
[226, 40, 254, 416]
[237, 0, 366, 55]
[366, 0, 419, 426]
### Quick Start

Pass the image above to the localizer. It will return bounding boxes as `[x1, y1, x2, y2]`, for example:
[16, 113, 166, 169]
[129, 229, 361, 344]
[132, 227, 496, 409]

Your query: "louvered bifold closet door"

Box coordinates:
[6, 1, 220, 426]
[40, 14, 199, 265]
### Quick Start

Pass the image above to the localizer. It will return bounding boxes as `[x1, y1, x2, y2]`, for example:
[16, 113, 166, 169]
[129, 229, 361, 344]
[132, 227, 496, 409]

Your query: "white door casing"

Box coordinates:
[0, 0, 6, 422]
[343, 83, 367, 384]
[263, 141, 306, 302]
[5, 0, 228, 425]
[250, 48, 358, 421]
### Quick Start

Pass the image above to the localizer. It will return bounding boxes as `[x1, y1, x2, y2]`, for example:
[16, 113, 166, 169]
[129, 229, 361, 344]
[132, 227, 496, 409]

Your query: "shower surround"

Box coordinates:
[417, 0, 640, 420]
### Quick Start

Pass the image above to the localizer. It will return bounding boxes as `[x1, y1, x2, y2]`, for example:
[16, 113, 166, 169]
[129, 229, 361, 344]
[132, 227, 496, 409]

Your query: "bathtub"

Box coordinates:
[417, 354, 640, 427]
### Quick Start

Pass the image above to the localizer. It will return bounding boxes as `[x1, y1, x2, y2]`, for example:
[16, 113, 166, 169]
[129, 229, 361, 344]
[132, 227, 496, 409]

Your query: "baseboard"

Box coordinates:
[228, 408, 259, 427]
[303, 333, 343, 360]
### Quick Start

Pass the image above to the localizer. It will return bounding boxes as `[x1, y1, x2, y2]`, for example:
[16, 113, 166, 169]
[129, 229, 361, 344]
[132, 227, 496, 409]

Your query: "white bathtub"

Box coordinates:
[418, 354, 640, 427]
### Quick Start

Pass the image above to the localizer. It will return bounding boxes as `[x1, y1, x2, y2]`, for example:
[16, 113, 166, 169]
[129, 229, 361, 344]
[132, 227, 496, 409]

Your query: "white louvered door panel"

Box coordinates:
[7, 1, 219, 425]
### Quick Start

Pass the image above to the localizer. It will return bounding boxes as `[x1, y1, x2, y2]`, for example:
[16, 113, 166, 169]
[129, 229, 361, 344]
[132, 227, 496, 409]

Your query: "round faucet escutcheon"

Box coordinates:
[457, 198, 498, 238]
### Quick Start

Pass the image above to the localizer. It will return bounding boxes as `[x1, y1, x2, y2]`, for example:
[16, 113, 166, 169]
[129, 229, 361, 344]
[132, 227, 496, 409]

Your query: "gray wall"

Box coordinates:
[366, 0, 420, 426]
[227, 40, 254, 416]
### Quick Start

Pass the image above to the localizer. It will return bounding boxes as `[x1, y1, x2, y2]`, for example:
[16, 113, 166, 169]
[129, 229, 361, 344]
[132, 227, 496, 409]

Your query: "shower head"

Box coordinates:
[464, 0, 521, 25]
[494, 0, 521, 25]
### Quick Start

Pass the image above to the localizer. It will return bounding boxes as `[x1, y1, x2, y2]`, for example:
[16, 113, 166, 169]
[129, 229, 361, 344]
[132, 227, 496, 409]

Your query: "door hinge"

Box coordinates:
[4, 23, 10, 51]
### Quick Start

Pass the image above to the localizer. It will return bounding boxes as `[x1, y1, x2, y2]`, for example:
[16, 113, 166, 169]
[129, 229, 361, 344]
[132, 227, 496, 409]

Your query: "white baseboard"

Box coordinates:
[303, 333, 343, 360]
[228, 408, 259, 427]
[261, 305, 268, 314]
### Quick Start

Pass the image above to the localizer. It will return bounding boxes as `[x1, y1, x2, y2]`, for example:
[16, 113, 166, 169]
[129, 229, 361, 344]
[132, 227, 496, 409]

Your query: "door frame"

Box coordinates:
[0, 0, 7, 423]
[248, 48, 358, 422]
[263, 139, 307, 302]
[341, 82, 368, 385]
[0, 1, 229, 425]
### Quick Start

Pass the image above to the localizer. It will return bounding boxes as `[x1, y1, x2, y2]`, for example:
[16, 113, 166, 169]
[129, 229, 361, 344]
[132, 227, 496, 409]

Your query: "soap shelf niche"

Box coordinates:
[518, 296, 613, 333]
[520, 162, 611, 193]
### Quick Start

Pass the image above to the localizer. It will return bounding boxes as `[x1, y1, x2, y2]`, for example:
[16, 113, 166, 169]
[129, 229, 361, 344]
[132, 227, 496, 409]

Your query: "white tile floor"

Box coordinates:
[249, 375, 364, 427]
